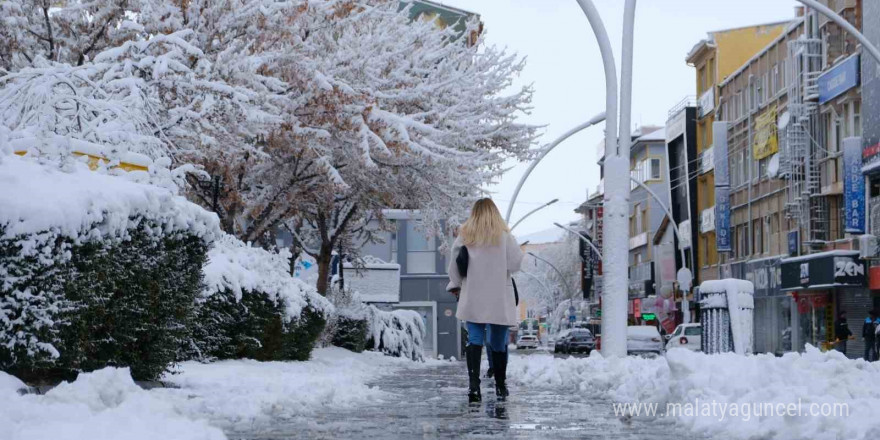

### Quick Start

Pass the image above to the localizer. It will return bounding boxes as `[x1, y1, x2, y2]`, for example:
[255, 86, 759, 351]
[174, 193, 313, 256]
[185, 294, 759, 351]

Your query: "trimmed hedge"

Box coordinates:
[0, 222, 207, 382]
[191, 288, 326, 361]
[329, 315, 369, 353]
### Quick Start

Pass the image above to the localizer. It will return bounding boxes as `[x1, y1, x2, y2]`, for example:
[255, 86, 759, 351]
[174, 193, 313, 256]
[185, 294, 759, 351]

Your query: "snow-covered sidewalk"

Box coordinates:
[0, 348, 434, 440]
[509, 347, 880, 440]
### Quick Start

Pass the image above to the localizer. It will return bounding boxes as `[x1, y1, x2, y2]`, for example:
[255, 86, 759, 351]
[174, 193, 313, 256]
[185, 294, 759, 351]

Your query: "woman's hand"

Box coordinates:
[449, 287, 461, 300]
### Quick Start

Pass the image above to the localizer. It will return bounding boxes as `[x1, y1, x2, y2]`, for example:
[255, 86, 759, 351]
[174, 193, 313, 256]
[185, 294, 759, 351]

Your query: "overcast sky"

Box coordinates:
[439, 0, 798, 237]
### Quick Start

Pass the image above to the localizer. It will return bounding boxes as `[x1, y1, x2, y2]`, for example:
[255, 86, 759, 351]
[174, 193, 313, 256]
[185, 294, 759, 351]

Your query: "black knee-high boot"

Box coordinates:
[492, 349, 509, 400]
[465, 345, 482, 402]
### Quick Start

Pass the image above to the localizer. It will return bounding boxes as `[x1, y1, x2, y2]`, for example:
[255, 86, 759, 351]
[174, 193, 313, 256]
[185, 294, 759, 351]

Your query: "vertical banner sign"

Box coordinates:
[596, 207, 604, 276]
[713, 121, 731, 251]
[579, 232, 593, 299]
[844, 137, 865, 233]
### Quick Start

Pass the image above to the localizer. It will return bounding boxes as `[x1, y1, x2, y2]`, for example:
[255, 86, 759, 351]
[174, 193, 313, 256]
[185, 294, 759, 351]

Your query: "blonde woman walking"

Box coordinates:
[447, 198, 524, 402]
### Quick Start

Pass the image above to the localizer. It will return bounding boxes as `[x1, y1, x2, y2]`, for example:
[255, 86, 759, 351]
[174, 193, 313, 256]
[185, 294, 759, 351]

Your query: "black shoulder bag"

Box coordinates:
[456, 245, 519, 306]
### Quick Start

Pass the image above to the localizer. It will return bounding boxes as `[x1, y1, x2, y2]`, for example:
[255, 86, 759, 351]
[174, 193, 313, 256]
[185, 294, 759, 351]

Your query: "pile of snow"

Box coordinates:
[203, 234, 333, 320]
[155, 347, 429, 433]
[0, 154, 219, 244]
[511, 347, 880, 439]
[0, 368, 225, 440]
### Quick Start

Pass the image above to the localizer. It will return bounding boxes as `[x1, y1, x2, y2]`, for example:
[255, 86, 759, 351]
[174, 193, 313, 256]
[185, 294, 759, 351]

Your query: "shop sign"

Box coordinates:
[715, 187, 731, 251]
[843, 137, 865, 233]
[818, 54, 859, 105]
[701, 206, 715, 233]
[699, 88, 714, 118]
[788, 230, 800, 256]
[713, 121, 729, 185]
[579, 231, 595, 299]
[678, 220, 692, 249]
[596, 207, 603, 275]
[781, 252, 867, 290]
[701, 146, 715, 174]
[745, 258, 781, 297]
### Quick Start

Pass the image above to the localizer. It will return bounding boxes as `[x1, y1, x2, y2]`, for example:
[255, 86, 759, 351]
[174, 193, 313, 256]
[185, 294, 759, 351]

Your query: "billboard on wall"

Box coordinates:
[862, 0, 880, 170]
[753, 105, 778, 160]
[844, 137, 865, 233]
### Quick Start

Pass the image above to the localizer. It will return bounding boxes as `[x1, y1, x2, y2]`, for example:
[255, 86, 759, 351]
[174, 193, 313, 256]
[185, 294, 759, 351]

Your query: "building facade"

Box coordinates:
[686, 21, 791, 286]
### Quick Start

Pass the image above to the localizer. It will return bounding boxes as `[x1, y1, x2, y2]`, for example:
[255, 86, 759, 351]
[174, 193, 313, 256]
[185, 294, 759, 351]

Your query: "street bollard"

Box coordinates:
[698, 279, 755, 355]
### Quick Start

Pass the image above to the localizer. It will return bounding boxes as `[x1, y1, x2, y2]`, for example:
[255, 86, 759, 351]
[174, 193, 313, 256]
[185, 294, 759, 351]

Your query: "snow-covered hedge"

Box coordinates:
[0, 155, 219, 381]
[365, 306, 425, 361]
[322, 287, 425, 361]
[191, 234, 333, 361]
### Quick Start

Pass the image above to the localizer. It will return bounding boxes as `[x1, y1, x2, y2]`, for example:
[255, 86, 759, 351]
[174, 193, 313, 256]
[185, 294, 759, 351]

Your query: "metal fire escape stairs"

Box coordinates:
[782, 35, 824, 249]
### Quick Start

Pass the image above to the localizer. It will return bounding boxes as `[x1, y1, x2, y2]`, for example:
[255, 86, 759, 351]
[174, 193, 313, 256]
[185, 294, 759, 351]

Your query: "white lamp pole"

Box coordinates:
[574, 0, 628, 357]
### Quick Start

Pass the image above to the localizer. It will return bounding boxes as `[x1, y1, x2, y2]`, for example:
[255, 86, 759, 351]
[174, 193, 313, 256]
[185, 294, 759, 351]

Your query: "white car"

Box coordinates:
[516, 334, 539, 349]
[666, 323, 702, 351]
[626, 326, 664, 355]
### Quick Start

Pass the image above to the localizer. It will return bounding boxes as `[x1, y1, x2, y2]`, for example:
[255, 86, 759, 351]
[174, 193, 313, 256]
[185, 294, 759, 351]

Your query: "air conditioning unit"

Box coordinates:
[859, 234, 880, 260]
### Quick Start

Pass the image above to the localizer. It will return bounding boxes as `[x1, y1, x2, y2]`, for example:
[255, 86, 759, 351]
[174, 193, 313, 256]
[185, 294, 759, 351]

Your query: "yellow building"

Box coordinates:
[685, 21, 790, 284]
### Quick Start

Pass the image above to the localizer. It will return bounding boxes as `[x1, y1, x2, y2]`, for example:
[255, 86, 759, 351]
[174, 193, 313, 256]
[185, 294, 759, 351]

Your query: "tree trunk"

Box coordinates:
[315, 244, 334, 296]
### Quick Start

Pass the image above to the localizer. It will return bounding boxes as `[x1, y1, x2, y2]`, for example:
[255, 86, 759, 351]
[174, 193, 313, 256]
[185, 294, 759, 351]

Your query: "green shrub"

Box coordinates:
[330, 315, 369, 353]
[0, 222, 208, 382]
[191, 288, 327, 362]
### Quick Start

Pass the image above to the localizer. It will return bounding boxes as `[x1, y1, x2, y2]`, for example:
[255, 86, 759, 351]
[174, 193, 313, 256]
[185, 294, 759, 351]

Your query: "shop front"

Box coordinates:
[781, 251, 869, 357]
[744, 257, 790, 355]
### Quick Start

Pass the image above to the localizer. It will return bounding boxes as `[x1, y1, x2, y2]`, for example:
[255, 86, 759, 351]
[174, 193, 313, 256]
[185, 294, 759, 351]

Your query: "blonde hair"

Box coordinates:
[460, 198, 509, 246]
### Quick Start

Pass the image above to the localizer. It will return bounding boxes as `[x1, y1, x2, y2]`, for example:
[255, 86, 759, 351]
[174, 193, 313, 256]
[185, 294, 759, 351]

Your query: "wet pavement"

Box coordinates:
[233, 348, 706, 440]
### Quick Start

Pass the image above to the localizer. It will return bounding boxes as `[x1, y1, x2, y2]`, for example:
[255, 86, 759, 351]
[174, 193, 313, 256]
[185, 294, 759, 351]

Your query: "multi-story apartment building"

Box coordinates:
[717, 18, 804, 356]
[686, 21, 791, 286]
[663, 98, 699, 329]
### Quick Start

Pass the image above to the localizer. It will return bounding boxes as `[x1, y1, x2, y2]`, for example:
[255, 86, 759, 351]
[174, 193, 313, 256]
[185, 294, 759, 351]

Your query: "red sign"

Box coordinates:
[596, 207, 604, 276]
[863, 141, 880, 159]
[870, 266, 880, 290]
[633, 298, 641, 318]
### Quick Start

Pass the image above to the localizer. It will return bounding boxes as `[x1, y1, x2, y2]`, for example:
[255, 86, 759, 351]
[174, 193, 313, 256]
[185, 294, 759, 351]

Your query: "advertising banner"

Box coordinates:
[715, 187, 731, 252]
[844, 137, 865, 233]
[753, 105, 778, 160]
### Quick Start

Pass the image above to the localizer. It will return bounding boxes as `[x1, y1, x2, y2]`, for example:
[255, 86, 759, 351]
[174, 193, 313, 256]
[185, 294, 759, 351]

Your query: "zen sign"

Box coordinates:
[781, 253, 867, 290]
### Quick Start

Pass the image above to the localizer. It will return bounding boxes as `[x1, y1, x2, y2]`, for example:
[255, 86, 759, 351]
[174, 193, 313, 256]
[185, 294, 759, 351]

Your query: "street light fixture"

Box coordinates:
[504, 113, 605, 224]
[510, 198, 559, 231]
[553, 222, 603, 259]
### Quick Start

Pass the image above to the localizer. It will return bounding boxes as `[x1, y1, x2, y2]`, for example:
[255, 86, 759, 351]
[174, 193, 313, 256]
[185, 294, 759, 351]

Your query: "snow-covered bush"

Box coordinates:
[191, 234, 333, 361]
[365, 307, 426, 362]
[0, 155, 219, 381]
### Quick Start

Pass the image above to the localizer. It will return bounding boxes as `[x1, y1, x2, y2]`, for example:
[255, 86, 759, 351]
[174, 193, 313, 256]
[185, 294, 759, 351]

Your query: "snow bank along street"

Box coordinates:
[0, 348, 432, 440]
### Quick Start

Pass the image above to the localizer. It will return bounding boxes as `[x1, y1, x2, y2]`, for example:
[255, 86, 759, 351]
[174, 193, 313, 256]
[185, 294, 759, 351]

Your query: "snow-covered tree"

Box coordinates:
[271, 1, 538, 294]
[514, 234, 582, 319]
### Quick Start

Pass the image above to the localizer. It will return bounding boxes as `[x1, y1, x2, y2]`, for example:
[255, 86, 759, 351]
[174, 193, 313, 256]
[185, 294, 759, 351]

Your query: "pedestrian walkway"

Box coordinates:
[237, 352, 704, 439]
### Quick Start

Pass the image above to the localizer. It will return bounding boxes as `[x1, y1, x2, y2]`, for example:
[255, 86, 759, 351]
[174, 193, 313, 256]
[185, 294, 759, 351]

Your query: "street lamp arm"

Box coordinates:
[552, 222, 603, 259]
[504, 114, 605, 223]
[511, 198, 559, 231]
[797, 0, 880, 65]
[527, 251, 574, 300]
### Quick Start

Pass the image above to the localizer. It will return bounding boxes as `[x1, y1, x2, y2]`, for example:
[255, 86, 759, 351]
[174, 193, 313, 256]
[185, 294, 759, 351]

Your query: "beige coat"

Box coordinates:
[447, 232, 524, 326]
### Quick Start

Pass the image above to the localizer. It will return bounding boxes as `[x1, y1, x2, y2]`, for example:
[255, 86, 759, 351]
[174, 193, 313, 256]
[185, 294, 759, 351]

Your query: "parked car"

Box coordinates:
[564, 329, 595, 354]
[665, 323, 702, 351]
[553, 329, 572, 353]
[516, 334, 539, 349]
[626, 326, 664, 355]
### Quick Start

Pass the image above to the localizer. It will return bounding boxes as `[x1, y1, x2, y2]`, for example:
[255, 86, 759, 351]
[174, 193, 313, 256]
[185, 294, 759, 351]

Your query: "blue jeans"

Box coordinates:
[466, 322, 509, 353]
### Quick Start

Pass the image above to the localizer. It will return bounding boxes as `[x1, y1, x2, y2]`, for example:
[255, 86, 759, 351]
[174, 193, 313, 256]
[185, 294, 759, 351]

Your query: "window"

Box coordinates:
[685, 326, 701, 336]
[650, 158, 661, 180]
[753, 219, 763, 255]
[763, 217, 771, 254]
[391, 228, 398, 263]
[699, 66, 706, 95]
[771, 64, 779, 95]
[708, 58, 715, 86]
[635, 205, 643, 234]
[406, 221, 436, 274]
[852, 100, 862, 137]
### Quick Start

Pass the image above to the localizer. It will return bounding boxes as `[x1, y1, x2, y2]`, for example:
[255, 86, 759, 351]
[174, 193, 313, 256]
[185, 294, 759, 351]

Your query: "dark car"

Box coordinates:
[553, 329, 572, 353]
[563, 329, 595, 354]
